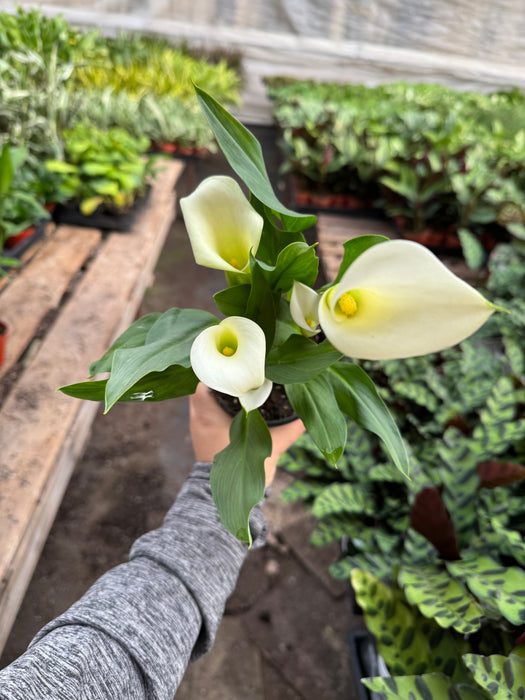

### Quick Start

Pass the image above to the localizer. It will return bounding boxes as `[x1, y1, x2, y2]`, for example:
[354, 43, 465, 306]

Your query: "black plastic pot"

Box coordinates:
[53, 188, 150, 232]
[2, 218, 47, 263]
[348, 630, 386, 700]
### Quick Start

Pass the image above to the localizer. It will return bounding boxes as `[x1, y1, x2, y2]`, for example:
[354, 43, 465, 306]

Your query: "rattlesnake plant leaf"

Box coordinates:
[473, 377, 525, 455]
[312, 482, 375, 519]
[362, 673, 490, 699]
[476, 523, 525, 567]
[311, 515, 355, 547]
[331, 549, 396, 582]
[446, 555, 525, 626]
[391, 380, 440, 413]
[344, 420, 378, 477]
[350, 569, 466, 680]
[439, 427, 480, 547]
[503, 334, 525, 377]
[463, 652, 525, 699]
[398, 563, 483, 635]
[280, 479, 326, 504]
[402, 528, 439, 565]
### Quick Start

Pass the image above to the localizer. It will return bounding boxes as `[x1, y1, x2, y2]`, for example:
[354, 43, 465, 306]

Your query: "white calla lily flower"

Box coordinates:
[180, 175, 263, 273]
[190, 316, 271, 409]
[318, 240, 496, 360]
[290, 281, 320, 336]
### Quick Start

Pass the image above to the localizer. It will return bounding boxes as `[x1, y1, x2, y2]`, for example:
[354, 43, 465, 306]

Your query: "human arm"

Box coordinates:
[0, 387, 303, 699]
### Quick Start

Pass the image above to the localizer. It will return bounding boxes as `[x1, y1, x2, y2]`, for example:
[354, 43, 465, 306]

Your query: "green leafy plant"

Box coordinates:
[0, 143, 48, 253]
[267, 78, 525, 260]
[58, 88, 497, 546]
[74, 31, 241, 104]
[0, 8, 102, 161]
[45, 123, 155, 215]
[76, 89, 216, 153]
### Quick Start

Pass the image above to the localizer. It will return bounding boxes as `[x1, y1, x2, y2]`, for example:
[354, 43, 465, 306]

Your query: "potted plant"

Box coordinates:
[45, 123, 157, 230]
[0, 143, 49, 258]
[58, 88, 500, 545]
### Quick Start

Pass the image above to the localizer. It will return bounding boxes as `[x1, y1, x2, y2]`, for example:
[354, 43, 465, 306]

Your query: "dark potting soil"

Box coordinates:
[212, 383, 296, 425]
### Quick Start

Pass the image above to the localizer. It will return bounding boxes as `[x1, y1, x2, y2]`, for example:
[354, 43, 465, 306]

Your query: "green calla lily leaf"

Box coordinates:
[333, 234, 389, 284]
[60, 364, 199, 403]
[213, 284, 251, 317]
[285, 374, 347, 465]
[211, 408, 271, 545]
[195, 85, 316, 233]
[89, 312, 162, 376]
[266, 336, 342, 383]
[105, 308, 219, 412]
[328, 363, 409, 477]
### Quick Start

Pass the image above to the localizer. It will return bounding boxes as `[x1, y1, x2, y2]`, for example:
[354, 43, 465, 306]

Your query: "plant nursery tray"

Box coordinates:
[53, 188, 151, 232]
[290, 177, 382, 219]
[0, 160, 184, 656]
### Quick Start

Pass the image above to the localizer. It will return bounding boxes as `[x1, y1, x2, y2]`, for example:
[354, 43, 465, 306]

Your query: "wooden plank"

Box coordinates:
[0, 226, 102, 381]
[0, 160, 184, 652]
[316, 213, 396, 282]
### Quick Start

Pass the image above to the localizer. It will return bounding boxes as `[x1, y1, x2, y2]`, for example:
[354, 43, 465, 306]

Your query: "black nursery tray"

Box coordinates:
[53, 189, 151, 232]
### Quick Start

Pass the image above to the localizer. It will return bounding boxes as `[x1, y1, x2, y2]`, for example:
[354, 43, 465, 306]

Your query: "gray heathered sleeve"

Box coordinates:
[0, 462, 267, 699]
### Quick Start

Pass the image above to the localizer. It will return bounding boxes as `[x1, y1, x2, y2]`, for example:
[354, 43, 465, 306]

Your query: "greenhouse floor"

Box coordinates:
[0, 130, 365, 699]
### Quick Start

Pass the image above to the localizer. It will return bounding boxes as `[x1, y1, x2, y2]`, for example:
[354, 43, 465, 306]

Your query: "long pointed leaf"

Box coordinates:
[285, 374, 347, 464]
[61, 364, 199, 403]
[195, 86, 316, 232]
[328, 363, 409, 476]
[211, 409, 271, 544]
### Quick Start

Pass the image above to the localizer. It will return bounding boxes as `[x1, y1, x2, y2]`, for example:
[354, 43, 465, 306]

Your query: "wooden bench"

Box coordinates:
[0, 160, 184, 653]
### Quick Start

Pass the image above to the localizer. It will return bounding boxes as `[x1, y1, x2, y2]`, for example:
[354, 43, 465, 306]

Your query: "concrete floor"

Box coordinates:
[0, 130, 365, 698]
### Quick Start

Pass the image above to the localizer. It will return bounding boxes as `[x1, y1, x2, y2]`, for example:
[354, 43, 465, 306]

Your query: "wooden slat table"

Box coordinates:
[0, 160, 184, 653]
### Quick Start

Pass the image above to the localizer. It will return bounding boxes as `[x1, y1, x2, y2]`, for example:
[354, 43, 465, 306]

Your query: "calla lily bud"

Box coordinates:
[190, 316, 270, 409]
[290, 281, 320, 336]
[319, 239, 496, 360]
[180, 175, 263, 273]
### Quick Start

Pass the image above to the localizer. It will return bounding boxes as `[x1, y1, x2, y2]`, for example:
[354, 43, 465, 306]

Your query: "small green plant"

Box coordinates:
[0, 144, 48, 252]
[45, 123, 156, 215]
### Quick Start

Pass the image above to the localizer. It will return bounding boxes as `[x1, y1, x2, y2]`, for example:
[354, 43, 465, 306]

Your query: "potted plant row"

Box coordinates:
[266, 78, 525, 266]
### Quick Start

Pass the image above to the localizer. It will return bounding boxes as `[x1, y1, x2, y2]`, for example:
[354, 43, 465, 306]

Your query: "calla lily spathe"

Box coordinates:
[190, 316, 272, 410]
[290, 281, 320, 336]
[180, 175, 263, 273]
[318, 240, 496, 360]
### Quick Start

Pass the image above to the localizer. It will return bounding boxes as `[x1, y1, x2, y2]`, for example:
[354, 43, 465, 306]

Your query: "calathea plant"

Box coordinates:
[60, 88, 499, 544]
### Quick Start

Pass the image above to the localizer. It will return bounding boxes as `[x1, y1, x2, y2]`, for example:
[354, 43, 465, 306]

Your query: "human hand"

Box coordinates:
[189, 383, 305, 487]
